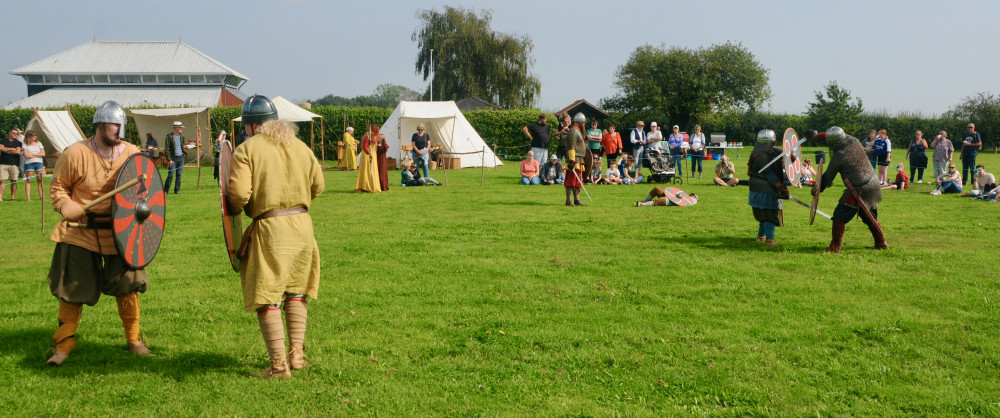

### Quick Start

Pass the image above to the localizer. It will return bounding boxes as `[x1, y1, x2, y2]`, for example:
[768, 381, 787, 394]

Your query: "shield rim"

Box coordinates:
[219, 140, 242, 272]
[111, 153, 165, 269]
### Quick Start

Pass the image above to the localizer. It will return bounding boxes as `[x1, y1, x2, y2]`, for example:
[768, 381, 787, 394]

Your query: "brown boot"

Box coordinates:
[826, 220, 846, 253]
[128, 340, 151, 356]
[573, 188, 583, 206]
[254, 307, 290, 378]
[764, 239, 777, 247]
[46, 349, 69, 366]
[251, 360, 291, 379]
[565, 188, 573, 206]
[866, 221, 889, 250]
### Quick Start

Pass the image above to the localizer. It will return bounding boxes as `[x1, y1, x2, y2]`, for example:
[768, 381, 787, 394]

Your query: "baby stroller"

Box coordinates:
[645, 148, 679, 184]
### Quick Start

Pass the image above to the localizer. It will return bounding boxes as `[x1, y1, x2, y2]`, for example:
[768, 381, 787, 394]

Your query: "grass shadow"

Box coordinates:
[676, 233, 830, 253]
[1, 328, 242, 381]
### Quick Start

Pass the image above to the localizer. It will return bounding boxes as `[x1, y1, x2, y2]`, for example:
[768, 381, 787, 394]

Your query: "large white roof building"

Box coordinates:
[6, 41, 248, 109]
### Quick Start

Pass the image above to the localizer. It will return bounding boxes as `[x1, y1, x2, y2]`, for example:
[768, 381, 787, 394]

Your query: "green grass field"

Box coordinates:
[1, 150, 998, 415]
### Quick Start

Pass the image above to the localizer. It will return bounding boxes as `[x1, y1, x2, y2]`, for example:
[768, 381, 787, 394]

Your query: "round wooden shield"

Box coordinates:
[219, 140, 242, 272]
[112, 153, 165, 269]
[782, 128, 802, 186]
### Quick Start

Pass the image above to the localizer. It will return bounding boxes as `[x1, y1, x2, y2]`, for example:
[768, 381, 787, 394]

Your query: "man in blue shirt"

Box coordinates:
[961, 123, 983, 185]
[162, 121, 185, 194]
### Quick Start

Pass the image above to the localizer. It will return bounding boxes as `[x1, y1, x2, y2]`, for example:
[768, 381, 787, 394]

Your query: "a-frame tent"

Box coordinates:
[379, 101, 502, 168]
[24, 109, 87, 167]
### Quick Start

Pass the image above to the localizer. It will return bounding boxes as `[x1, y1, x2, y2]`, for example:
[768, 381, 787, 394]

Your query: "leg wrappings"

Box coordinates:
[54, 301, 83, 354]
[116, 292, 141, 342]
[256, 307, 287, 365]
[284, 297, 309, 370]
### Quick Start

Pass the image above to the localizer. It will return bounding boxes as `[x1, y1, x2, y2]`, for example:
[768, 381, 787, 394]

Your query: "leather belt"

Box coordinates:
[237, 207, 307, 259]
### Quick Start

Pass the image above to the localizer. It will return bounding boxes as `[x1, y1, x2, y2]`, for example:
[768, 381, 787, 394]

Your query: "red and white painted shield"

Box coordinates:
[783, 128, 802, 187]
[665, 187, 697, 206]
[112, 153, 165, 269]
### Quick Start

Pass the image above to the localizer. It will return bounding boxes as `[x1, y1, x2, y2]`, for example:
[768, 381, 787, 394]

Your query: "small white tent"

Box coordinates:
[232, 96, 325, 157]
[380, 101, 502, 168]
[24, 109, 87, 167]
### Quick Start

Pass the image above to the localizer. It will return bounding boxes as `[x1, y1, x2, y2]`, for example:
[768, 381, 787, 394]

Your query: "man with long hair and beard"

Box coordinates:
[228, 95, 325, 378]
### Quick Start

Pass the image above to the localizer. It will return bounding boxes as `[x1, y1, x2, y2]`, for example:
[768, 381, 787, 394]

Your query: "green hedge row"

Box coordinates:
[2, 106, 990, 161]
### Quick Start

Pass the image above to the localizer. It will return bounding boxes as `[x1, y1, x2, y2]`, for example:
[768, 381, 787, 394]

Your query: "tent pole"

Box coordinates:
[320, 116, 325, 162]
[40, 175, 45, 235]
[481, 146, 485, 187]
[310, 120, 315, 158]
[195, 115, 202, 190]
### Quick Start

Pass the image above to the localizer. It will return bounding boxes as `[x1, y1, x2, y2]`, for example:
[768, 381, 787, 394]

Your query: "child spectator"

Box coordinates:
[882, 163, 909, 190]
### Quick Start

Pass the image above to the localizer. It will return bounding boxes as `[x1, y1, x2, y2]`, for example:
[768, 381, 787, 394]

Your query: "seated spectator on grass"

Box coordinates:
[984, 183, 999, 201]
[931, 164, 962, 195]
[800, 157, 816, 187]
[713, 155, 739, 186]
[540, 155, 563, 185]
[882, 163, 909, 190]
[401, 160, 441, 187]
[588, 163, 604, 184]
[557, 167, 566, 185]
[622, 157, 644, 185]
[520, 151, 540, 185]
[967, 164, 996, 199]
[605, 165, 622, 184]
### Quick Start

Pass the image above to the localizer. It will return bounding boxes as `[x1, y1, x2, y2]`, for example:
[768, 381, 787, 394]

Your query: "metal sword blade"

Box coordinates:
[788, 195, 832, 219]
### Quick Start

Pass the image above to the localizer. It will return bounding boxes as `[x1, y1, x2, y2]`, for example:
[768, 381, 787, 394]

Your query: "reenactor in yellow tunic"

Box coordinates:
[46, 101, 151, 366]
[228, 95, 325, 378]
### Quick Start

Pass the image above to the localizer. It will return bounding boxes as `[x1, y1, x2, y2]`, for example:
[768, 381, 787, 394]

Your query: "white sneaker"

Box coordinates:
[930, 189, 941, 195]
[917, 180, 923, 184]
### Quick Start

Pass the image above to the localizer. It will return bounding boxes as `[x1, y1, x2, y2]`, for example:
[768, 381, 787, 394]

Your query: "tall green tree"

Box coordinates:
[946, 92, 999, 146]
[412, 6, 540, 108]
[602, 42, 770, 129]
[805, 81, 864, 135]
[313, 83, 421, 108]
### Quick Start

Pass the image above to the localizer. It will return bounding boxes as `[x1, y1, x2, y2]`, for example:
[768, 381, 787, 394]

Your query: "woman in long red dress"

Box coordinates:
[376, 133, 389, 191]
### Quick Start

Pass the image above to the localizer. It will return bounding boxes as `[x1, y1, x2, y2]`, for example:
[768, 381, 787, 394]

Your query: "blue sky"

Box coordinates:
[3, 0, 996, 116]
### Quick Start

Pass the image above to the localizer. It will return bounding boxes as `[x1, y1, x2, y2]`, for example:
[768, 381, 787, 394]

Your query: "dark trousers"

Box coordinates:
[961, 154, 977, 185]
[163, 155, 184, 193]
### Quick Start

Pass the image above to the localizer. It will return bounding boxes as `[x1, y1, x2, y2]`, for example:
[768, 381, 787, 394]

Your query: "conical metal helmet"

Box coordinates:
[241, 95, 278, 124]
[573, 112, 586, 123]
[826, 126, 845, 145]
[757, 129, 776, 143]
[93, 100, 126, 126]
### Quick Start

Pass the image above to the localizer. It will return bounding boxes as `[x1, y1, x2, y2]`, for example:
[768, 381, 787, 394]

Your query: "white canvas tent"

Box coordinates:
[24, 109, 87, 167]
[232, 96, 325, 157]
[380, 101, 502, 168]
[128, 107, 212, 189]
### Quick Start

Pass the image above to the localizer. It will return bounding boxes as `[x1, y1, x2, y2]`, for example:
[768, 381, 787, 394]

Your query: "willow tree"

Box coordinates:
[412, 7, 540, 108]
